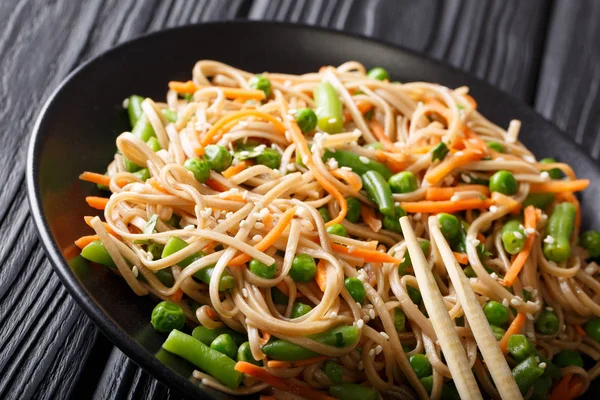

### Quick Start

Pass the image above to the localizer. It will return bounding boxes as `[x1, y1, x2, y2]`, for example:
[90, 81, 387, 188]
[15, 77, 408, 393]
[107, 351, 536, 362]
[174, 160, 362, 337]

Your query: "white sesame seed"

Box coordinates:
[502, 298, 510, 308]
[356, 302, 363, 309]
[450, 195, 460, 202]
[365, 304, 374, 309]
[461, 174, 472, 183]
[183, 224, 195, 231]
[545, 307, 554, 311]
[254, 222, 265, 230]
[242, 288, 248, 297]
[252, 235, 263, 242]
[540, 171, 550, 180]
[375, 345, 383, 355]
[471, 238, 481, 246]
[524, 227, 536, 236]
[363, 315, 370, 322]
[328, 118, 337, 124]
[240, 220, 247, 227]
[511, 298, 522, 307]
[489, 205, 499, 213]
[543, 235, 555, 244]
[523, 155, 536, 163]
[413, 213, 422, 221]
[341, 166, 352, 171]
[122, 98, 129, 108]
[526, 313, 535, 321]
[470, 277, 478, 283]
[347, 246, 356, 253]
[490, 272, 498, 279]
[455, 151, 464, 157]
[359, 156, 370, 164]
[132, 266, 139, 278]
[513, 231, 524, 239]
[219, 192, 228, 198]
[259, 208, 269, 218]
[286, 163, 297, 171]
[330, 311, 338, 318]
[585, 265, 595, 274]
[380, 332, 390, 340]
[357, 319, 364, 328]
[369, 348, 375, 357]
[357, 361, 364, 370]
[369, 309, 376, 319]
[539, 362, 547, 369]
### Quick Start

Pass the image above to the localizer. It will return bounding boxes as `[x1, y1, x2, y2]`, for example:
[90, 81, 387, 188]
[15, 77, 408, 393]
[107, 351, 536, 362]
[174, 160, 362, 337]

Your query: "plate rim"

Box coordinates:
[25, 19, 597, 399]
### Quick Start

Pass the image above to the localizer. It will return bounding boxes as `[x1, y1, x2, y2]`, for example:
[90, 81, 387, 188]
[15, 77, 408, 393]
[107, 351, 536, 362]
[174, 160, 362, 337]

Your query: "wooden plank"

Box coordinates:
[534, 0, 600, 159]
[249, 0, 550, 102]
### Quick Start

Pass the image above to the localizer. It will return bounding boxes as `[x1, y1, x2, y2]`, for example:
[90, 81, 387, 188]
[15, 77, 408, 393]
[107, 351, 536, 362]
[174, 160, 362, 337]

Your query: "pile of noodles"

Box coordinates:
[81, 60, 600, 399]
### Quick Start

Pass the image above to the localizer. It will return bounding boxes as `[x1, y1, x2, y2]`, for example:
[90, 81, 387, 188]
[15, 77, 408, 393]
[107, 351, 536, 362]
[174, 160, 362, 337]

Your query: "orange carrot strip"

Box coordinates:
[74, 235, 100, 249]
[168, 81, 267, 100]
[477, 232, 486, 243]
[575, 324, 587, 336]
[464, 94, 477, 109]
[400, 198, 493, 214]
[267, 356, 329, 369]
[228, 207, 297, 266]
[375, 150, 411, 172]
[222, 161, 248, 179]
[205, 178, 229, 192]
[259, 331, 271, 346]
[79, 171, 110, 186]
[330, 168, 362, 192]
[201, 110, 286, 146]
[330, 243, 401, 264]
[453, 252, 469, 265]
[425, 148, 483, 185]
[234, 362, 335, 400]
[528, 179, 590, 193]
[344, 101, 374, 123]
[169, 288, 183, 302]
[425, 98, 451, 122]
[86, 196, 109, 210]
[369, 120, 398, 153]
[425, 185, 490, 201]
[549, 374, 584, 400]
[168, 80, 198, 94]
[360, 206, 381, 232]
[501, 206, 537, 287]
[84, 216, 118, 237]
[499, 313, 526, 353]
[315, 260, 327, 292]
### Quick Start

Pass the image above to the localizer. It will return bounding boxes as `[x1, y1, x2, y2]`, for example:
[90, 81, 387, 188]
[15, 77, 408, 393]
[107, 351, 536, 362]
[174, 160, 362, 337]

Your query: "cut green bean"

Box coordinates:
[192, 326, 247, 347]
[322, 361, 343, 384]
[501, 219, 526, 255]
[362, 170, 394, 217]
[522, 193, 555, 209]
[543, 202, 576, 262]
[345, 197, 361, 223]
[508, 334, 534, 362]
[322, 149, 392, 180]
[314, 81, 344, 133]
[237, 341, 261, 366]
[81, 240, 115, 268]
[329, 383, 378, 400]
[127, 95, 145, 127]
[512, 355, 545, 394]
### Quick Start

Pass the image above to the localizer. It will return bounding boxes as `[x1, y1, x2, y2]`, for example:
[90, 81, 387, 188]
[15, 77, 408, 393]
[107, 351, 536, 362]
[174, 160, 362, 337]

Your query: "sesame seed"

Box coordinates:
[471, 238, 481, 246]
[329, 312, 337, 318]
[413, 213, 422, 221]
[540, 171, 550, 180]
[545, 307, 553, 311]
[369, 309, 376, 319]
[585, 265, 595, 274]
[328, 118, 337, 124]
[122, 98, 129, 108]
[356, 302, 363, 308]
[368, 349, 375, 357]
[252, 235, 263, 242]
[242, 288, 248, 297]
[470, 277, 478, 283]
[490, 272, 498, 279]
[526, 313, 535, 321]
[183, 224, 195, 230]
[363, 315, 370, 322]
[511, 298, 522, 307]
[450, 195, 460, 202]
[359, 156, 370, 164]
[380, 332, 390, 340]
[543, 235, 555, 244]
[254, 222, 265, 229]
[286, 163, 296, 171]
[455, 151, 464, 157]
[513, 231, 524, 239]
[524, 227, 536, 236]
[502, 298, 510, 308]
[489, 205, 499, 213]
[357, 361, 364, 371]
[240, 220, 247, 227]
[365, 304, 374, 309]
[539, 362, 547, 369]
[132, 266, 139, 278]
[461, 174, 472, 183]
[523, 155, 536, 163]
[341, 166, 352, 171]
[357, 319, 364, 328]
[375, 345, 383, 355]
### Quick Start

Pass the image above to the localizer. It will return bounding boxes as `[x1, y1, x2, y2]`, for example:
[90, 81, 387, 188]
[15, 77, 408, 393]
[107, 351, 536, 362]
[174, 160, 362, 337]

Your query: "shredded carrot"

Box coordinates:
[575, 324, 587, 336]
[228, 207, 297, 266]
[168, 80, 198, 94]
[425, 148, 483, 185]
[425, 185, 490, 201]
[315, 260, 327, 292]
[369, 120, 398, 153]
[86, 196, 109, 210]
[84, 216, 118, 236]
[400, 198, 493, 214]
[79, 171, 110, 186]
[147, 178, 169, 194]
[169, 288, 183, 302]
[205, 178, 229, 192]
[501, 206, 537, 287]
[262, 212, 273, 229]
[375, 150, 411, 172]
[259, 331, 271, 346]
[463, 126, 488, 153]
[330, 243, 400, 264]
[168, 81, 266, 101]
[205, 307, 217, 319]
[453, 252, 469, 265]
[234, 362, 335, 400]
[360, 206, 381, 232]
[491, 192, 522, 214]
[464, 94, 477, 109]
[267, 356, 329, 369]
[222, 161, 249, 179]
[330, 168, 362, 192]
[549, 374, 584, 400]
[74, 235, 100, 249]
[344, 100, 373, 123]
[201, 110, 286, 146]
[529, 179, 590, 194]
[499, 312, 526, 353]
[424, 98, 451, 122]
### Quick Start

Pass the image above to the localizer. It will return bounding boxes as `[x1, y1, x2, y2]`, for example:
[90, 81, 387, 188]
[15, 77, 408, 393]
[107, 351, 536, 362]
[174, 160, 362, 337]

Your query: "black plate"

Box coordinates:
[27, 21, 599, 399]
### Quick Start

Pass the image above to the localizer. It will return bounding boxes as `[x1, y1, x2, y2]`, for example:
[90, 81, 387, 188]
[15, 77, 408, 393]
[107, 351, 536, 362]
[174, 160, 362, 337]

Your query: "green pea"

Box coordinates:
[151, 301, 185, 333]
[483, 301, 509, 326]
[581, 230, 600, 258]
[318, 207, 331, 223]
[487, 141, 505, 153]
[322, 361, 343, 384]
[388, 171, 418, 193]
[133, 168, 150, 181]
[345, 197, 361, 223]
[438, 213, 460, 240]
[248, 74, 271, 97]
[123, 157, 141, 172]
[394, 309, 406, 332]
[409, 354, 432, 378]
[535, 310, 559, 335]
[491, 325, 506, 341]
[184, 157, 211, 183]
[367, 67, 390, 81]
[294, 108, 318, 133]
[407, 286, 422, 304]
[255, 148, 281, 169]
[204, 145, 232, 172]
[326, 223, 348, 237]
[420, 375, 434, 395]
[554, 349, 584, 368]
[210, 333, 238, 359]
[540, 158, 562, 179]
[291, 302, 312, 319]
[344, 277, 366, 304]
[489, 170, 518, 195]
[290, 254, 317, 282]
[147, 136, 161, 152]
[585, 318, 600, 342]
[364, 142, 384, 150]
[249, 259, 276, 279]
[501, 219, 526, 255]
[237, 341, 261, 366]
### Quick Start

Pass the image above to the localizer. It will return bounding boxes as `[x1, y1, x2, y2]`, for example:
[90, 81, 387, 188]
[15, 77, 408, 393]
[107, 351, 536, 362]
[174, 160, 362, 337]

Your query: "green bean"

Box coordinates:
[165, 213, 181, 228]
[290, 254, 317, 282]
[382, 205, 406, 234]
[543, 202, 576, 262]
[147, 136, 161, 152]
[388, 171, 418, 193]
[367, 67, 390, 81]
[322, 149, 392, 180]
[345, 197, 361, 223]
[151, 301, 185, 333]
[194, 266, 235, 291]
[248, 75, 272, 97]
[554, 349, 584, 368]
[508, 334, 534, 362]
[327, 223, 348, 237]
[344, 277, 366, 304]
[294, 108, 318, 133]
[329, 383, 378, 400]
[483, 300, 509, 326]
[204, 145, 232, 172]
[123, 157, 141, 173]
[491, 325, 506, 341]
[237, 341, 261, 366]
[192, 326, 247, 347]
[463, 266, 477, 278]
[581, 230, 600, 258]
[535, 309, 560, 335]
[522, 193, 555, 209]
[133, 168, 150, 181]
[322, 361, 343, 384]
[318, 207, 331, 222]
[487, 141, 505, 153]
[409, 354, 432, 378]
[81, 240, 115, 267]
[407, 286, 422, 304]
[210, 333, 238, 359]
[431, 142, 449, 162]
[314, 81, 344, 133]
[184, 157, 211, 183]
[127, 95, 145, 127]
[147, 242, 164, 261]
[249, 259, 276, 279]
[398, 239, 430, 275]
[512, 355, 545, 394]
[162, 330, 242, 389]
[261, 325, 359, 361]
[155, 268, 174, 287]
[585, 317, 600, 341]
[394, 308, 406, 332]
[362, 170, 395, 217]
[489, 170, 518, 195]
[530, 375, 552, 400]
[419, 376, 434, 395]
[132, 115, 156, 142]
[501, 219, 526, 255]
[291, 302, 312, 319]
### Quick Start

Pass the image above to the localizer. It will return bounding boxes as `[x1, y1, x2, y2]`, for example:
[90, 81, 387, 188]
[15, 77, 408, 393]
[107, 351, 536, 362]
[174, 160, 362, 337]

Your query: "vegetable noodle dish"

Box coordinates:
[75, 60, 600, 400]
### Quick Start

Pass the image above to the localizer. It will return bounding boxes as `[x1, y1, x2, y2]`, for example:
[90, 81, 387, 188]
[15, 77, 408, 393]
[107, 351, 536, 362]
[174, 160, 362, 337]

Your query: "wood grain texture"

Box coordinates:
[535, 0, 600, 159]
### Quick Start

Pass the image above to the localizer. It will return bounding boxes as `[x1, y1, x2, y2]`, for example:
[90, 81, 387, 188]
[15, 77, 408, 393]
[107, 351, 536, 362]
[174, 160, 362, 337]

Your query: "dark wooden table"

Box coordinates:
[1, 0, 598, 398]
